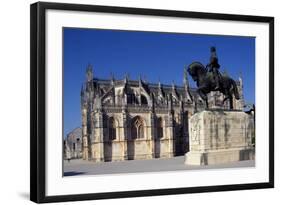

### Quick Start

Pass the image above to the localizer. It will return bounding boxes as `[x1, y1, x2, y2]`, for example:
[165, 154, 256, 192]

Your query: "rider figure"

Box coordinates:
[206, 46, 220, 90]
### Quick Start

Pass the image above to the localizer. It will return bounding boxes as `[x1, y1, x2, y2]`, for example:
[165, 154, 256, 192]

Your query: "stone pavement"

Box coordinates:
[64, 156, 255, 176]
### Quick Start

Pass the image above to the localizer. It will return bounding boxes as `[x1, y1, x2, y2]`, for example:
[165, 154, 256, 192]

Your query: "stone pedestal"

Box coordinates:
[185, 110, 255, 165]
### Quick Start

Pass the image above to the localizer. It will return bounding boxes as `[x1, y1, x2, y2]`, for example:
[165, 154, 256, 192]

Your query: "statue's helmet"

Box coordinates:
[210, 46, 216, 52]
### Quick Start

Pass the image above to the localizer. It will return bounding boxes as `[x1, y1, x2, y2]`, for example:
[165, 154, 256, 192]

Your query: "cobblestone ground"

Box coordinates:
[64, 156, 255, 176]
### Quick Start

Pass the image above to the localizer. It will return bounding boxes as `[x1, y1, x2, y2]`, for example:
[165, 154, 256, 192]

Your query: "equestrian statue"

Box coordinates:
[187, 46, 240, 109]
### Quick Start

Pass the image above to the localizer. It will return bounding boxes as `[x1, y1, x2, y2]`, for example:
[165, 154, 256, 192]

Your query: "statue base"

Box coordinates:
[185, 110, 255, 166]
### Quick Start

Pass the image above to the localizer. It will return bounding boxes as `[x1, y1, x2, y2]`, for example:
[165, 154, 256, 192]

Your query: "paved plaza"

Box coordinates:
[64, 156, 255, 176]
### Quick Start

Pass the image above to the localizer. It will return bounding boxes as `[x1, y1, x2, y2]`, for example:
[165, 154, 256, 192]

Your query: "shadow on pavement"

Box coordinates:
[64, 171, 86, 176]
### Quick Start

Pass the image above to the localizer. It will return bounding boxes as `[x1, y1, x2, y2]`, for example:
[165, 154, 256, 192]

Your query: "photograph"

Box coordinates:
[30, 2, 274, 202]
[63, 28, 256, 176]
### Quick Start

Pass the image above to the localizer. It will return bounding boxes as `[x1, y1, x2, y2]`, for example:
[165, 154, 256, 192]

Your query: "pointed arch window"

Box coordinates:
[139, 123, 144, 138]
[157, 117, 163, 139]
[108, 117, 117, 140]
[131, 116, 145, 139]
[141, 95, 148, 105]
[127, 93, 137, 104]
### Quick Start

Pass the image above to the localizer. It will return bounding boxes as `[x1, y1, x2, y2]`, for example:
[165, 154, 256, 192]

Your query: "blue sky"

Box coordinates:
[63, 28, 255, 137]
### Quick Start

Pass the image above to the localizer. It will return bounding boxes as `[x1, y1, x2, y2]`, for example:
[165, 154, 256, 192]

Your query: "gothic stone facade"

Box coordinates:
[81, 66, 244, 162]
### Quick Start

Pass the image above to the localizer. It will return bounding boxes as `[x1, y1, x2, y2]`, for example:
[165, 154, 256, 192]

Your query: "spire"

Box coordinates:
[86, 64, 93, 82]
[110, 72, 115, 85]
[157, 79, 163, 97]
[183, 66, 189, 88]
[172, 80, 175, 90]
[183, 66, 193, 103]
[239, 71, 243, 88]
[124, 73, 129, 83]
[139, 74, 142, 87]
[143, 75, 147, 83]
[171, 80, 179, 100]
[110, 72, 115, 80]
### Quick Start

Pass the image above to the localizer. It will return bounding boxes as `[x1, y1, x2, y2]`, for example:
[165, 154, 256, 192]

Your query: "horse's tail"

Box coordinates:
[231, 79, 240, 100]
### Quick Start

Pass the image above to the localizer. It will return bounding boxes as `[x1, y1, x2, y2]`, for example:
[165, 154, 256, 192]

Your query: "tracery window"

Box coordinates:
[131, 116, 145, 139]
[157, 117, 163, 138]
[108, 117, 117, 140]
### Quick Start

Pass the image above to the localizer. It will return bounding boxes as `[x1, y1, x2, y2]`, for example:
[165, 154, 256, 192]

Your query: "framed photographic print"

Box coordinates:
[30, 1, 274, 203]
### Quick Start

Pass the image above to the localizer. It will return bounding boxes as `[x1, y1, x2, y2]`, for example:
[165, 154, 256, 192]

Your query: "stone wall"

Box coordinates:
[185, 110, 255, 165]
[89, 111, 176, 162]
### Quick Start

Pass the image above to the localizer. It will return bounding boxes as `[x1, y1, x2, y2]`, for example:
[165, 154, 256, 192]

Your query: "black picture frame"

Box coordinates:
[30, 1, 274, 203]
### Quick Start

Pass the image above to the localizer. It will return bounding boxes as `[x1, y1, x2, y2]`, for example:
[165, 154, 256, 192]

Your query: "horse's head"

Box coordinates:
[187, 62, 206, 82]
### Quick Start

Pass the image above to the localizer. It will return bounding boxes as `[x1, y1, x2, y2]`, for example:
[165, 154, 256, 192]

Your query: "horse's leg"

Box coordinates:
[198, 88, 208, 108]
[222, 90, 230, 109]
[222, 97, 228, 105]
[229, 96, 233, 109]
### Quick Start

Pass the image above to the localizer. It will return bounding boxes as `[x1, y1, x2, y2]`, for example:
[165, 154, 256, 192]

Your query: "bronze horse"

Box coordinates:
[187, 62, 240, 109]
